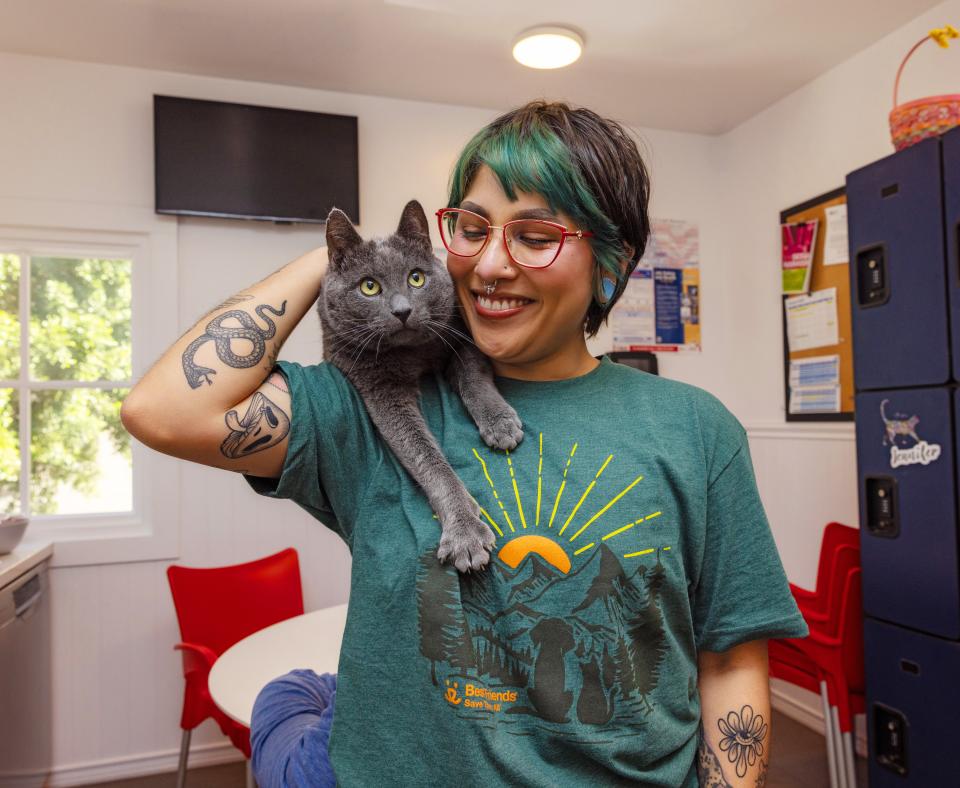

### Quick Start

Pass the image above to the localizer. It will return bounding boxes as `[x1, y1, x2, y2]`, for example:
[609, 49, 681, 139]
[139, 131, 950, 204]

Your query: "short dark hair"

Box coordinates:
[448, 100, 651, 336]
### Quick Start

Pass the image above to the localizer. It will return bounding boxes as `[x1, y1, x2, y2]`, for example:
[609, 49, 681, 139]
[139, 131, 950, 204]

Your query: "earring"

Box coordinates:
[594, 268, 618, 306]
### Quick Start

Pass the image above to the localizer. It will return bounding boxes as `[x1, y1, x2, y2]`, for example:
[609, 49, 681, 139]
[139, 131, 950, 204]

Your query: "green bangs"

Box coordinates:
[447, 118, 624, 281]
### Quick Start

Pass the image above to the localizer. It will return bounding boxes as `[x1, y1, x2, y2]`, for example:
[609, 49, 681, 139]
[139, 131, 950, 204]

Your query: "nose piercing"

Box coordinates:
[483, 279, 498, 295]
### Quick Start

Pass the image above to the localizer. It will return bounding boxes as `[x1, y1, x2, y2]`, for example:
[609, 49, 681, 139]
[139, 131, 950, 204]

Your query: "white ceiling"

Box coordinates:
[0, 0, 942, 134]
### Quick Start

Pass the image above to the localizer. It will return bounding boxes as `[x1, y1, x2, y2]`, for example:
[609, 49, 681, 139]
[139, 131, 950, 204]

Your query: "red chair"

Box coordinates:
[790, 522, 859, 622]
[167, 548, 304, 788]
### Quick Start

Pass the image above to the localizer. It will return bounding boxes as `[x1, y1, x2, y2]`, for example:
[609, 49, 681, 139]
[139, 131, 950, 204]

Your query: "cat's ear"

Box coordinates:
[396, 200, 432, 253]
[325, 208, 363, 268]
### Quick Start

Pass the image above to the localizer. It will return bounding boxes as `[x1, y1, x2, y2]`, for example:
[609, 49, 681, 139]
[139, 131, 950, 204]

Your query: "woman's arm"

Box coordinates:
[696, 639, 771, 788]
[120, 247, 327, 479]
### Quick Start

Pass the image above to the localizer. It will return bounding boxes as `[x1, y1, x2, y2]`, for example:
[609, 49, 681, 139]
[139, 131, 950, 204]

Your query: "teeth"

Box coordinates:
[477, 295, 529, 312]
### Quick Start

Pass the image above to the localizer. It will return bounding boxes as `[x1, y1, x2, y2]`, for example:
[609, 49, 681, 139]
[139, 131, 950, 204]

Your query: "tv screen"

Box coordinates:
[154, 95, 359, 224]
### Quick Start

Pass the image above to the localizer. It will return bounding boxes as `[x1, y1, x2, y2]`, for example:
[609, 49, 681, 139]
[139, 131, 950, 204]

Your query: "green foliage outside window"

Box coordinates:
[0, 253, 132, 514]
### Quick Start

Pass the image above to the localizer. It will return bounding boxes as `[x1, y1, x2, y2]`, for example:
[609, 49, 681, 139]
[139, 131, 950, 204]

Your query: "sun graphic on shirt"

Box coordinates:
[469, 433, 670, 568]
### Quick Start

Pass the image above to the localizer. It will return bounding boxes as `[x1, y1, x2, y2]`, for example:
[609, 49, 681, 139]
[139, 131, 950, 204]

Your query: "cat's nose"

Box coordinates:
[390, 294, 412, 324]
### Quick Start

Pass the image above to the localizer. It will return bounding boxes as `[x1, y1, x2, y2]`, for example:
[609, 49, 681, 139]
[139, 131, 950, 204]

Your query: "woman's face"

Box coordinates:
[445, 164, 596, 373]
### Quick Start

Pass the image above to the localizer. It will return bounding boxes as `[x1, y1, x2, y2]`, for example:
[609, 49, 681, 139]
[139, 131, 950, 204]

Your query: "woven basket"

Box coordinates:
[890, 26, 960, 151]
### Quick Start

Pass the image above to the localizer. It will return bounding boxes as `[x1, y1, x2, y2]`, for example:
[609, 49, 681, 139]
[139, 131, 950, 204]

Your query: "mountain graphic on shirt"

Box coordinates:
[417, 542, 669, 728]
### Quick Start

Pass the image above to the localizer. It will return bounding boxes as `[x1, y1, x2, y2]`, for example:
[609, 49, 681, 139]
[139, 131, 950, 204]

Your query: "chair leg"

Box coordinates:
[246, 759, 256, 788]
[176, 728, 191, 788]
[831, 705, 848, 788]
[819, 681, 841, 788]
[842, 730, 857, 787]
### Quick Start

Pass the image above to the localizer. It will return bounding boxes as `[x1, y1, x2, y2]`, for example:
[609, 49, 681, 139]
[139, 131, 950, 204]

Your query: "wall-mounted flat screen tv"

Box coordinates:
[154, 95, 359, 224]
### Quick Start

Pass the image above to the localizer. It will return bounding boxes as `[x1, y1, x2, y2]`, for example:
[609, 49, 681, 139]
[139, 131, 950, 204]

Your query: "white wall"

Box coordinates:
[0, 51, 726, 782]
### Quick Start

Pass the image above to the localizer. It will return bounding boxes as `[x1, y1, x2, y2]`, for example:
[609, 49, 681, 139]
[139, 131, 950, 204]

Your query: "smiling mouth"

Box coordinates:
[472, 292, 535, 315]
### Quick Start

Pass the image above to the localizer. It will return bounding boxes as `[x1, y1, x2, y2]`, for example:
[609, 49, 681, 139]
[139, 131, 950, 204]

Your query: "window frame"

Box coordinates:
[0, 196, 180, 567]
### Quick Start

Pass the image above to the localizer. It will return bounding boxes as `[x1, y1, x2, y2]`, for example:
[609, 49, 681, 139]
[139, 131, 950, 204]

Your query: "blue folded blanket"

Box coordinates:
[250, 669, 338, 788]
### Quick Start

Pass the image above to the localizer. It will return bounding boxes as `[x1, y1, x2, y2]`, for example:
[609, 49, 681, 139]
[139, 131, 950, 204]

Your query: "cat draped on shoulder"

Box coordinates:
[318, 199, 523, 572]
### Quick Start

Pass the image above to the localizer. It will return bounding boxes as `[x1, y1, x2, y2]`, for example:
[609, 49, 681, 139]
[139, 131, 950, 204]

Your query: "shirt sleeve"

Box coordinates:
[692, 414, 809, 653]
[243, 359, 384, 546]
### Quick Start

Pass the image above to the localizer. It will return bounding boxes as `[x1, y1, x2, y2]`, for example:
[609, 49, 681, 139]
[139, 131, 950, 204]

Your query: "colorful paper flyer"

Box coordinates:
[611, 218, 700, 352]
[782, 219, 818, 294]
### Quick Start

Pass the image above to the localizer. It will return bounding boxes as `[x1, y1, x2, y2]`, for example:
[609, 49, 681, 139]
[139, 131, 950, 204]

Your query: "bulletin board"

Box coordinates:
[780, 186, 855, 422]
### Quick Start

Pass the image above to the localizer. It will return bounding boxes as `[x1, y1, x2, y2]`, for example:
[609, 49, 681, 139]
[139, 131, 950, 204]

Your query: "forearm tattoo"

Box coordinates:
[181, 300, 287, 388]
[698, 726, 733, 788]
[697, 705, 769, 786]
[220, 389, 290, 458]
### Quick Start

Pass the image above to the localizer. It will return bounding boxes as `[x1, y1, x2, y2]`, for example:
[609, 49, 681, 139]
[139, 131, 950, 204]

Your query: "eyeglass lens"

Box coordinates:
[440, 210, 563, 268]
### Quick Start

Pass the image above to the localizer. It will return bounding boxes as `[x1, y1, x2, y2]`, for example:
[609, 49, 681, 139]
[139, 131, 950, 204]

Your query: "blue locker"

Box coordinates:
[940, 126, 960, 384]
[854, 388, 959, 639]
[864, 618, 960, 785]
[846, 138, 951, 389]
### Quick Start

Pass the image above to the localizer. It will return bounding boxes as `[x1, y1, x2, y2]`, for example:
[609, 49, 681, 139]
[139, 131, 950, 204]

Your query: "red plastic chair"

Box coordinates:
[166, 548, 304, 787]
[790, 522, 859, 621]
[773, 564, 864, 788]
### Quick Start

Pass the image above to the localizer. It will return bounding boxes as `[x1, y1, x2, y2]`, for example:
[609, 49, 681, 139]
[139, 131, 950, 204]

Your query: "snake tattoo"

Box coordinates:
[181, 301, 287, 389]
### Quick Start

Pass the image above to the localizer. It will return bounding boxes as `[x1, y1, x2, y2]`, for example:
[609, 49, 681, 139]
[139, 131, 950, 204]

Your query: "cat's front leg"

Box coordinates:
[357, 381, 495, 572]
[446, 344, 523, 451]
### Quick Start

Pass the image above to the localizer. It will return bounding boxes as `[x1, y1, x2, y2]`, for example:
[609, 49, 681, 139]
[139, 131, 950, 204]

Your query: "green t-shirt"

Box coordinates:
[246, 355, 807, 787]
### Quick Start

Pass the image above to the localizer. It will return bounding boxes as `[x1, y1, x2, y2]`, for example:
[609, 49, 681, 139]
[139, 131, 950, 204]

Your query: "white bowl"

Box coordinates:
[0, 516, 29, 555]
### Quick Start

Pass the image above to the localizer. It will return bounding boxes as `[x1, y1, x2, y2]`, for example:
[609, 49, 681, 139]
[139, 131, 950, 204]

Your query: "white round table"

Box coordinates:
[208, 603, 348, 727]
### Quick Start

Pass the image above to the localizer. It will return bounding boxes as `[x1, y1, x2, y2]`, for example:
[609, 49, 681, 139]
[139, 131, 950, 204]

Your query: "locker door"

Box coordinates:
[846, 138, 950, 389]
[940, 126, 960, 383]
[865, 618, 960, 786]
[854, 388, 959, 639]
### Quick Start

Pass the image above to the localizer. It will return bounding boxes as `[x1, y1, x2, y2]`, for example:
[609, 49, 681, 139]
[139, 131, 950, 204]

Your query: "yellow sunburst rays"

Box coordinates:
[624, 546, 672, 558]
[557, 454, 615, 537]
[536, 432, 543, 526]
[547, 442, 579, 528]
[504, 449, 528, 529]
[471, 448, 515, 534]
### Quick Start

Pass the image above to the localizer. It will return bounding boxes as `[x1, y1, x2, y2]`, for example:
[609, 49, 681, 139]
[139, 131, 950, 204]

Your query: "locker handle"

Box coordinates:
[865, 476, 899, 538]
[856, 245, 889, 307]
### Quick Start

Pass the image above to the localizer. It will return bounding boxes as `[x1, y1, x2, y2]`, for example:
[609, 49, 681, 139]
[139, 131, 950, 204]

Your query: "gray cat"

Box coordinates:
[318, 200, 524, 572]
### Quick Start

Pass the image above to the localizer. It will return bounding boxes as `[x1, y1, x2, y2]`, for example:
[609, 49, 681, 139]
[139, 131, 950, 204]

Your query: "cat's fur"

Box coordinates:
[318, 200, 523, 572]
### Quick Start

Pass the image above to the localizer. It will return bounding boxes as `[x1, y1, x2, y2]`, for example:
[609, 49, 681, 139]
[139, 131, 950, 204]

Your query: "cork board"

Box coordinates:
[780, 186, 855, 422]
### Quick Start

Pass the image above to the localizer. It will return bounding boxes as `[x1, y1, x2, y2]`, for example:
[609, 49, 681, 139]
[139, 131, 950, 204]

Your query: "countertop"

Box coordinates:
[0, 540, 54, 587]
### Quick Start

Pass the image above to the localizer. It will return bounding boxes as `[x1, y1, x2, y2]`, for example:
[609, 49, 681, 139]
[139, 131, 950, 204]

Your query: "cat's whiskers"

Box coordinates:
[424, 319, 477, 348]
[424, 323, 463, 365]
[344, 328, 382, 376]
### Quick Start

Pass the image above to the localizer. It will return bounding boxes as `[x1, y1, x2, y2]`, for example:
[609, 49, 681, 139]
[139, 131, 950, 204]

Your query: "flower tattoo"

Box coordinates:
[717, 705, 767, 778]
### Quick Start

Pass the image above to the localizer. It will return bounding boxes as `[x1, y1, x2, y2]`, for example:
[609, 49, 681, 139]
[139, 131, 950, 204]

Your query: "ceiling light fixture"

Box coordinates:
[512, 26, 584, 70]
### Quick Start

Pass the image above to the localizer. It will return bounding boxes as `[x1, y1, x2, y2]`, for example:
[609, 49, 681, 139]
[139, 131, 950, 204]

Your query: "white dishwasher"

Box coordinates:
[0, 546, 53, 788]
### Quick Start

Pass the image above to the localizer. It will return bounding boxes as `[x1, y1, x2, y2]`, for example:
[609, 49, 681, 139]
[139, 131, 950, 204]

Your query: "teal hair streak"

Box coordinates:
[447, 118, 625, 302]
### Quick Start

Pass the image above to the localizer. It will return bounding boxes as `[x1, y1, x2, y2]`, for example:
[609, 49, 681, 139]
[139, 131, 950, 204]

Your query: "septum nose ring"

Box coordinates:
[483, 279, 498, 295]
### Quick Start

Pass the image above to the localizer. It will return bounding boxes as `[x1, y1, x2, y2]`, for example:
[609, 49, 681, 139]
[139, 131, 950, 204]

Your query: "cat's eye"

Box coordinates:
[359, 278, 382, 296]
[408, 269, 426, 288]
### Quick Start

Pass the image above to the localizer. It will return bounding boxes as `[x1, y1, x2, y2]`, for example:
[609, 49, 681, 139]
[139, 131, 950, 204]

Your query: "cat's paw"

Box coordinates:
[479, 405, 524, 452]
[437, 515, 496, 573]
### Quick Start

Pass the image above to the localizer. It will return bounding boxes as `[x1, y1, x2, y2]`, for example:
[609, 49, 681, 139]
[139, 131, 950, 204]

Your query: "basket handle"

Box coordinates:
[893, 25, 960, 109]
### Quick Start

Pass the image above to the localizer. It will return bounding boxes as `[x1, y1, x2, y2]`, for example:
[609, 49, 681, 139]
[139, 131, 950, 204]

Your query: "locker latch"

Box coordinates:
[873, 703, 908, 776]
[865, 476, 899, 538]
[856, 245, 889, 307]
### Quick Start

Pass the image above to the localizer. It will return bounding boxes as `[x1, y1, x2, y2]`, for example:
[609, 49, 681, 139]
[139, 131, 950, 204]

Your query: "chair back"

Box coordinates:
[814, 522, 860, 594]
[816, 545, 861, 635]
[838, 567, 865, 693]
[167, 547, 304, 657]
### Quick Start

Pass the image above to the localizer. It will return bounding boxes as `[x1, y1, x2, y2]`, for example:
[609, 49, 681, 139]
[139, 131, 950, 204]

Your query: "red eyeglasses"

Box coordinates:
[436, 208, 594, 270]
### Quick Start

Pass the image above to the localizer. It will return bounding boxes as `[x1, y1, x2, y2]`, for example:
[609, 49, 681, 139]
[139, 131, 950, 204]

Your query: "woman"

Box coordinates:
[122, 101, 806, 787]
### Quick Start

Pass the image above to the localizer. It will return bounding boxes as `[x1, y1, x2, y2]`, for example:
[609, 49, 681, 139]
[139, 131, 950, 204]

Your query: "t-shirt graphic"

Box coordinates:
[245, 356, 808, 787]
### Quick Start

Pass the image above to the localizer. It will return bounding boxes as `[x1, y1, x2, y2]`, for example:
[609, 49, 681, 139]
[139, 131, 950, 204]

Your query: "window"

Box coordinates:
[1, 199, 179, 567]
[0, 253, 133, 516]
